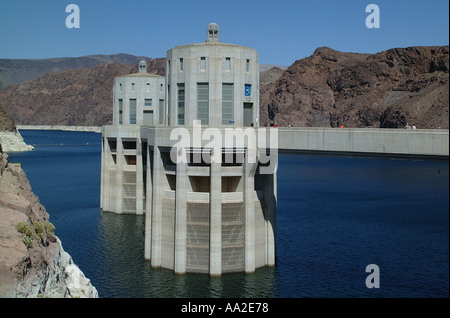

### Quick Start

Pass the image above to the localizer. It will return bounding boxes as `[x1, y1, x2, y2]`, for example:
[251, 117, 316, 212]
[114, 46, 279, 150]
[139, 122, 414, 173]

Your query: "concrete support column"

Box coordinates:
[168, 59, 177, 126]
[209, 161, 222, 276]
[115, 137, 123, 213]
[265, 173, 276, 267]
[151, 146, 163, 268]
[144, 145, 153, 260]
[136, 138, 144, 215]
[174, 160, 188, 275]
[244, 148, 257, 274]
[100, 136, 107, 211]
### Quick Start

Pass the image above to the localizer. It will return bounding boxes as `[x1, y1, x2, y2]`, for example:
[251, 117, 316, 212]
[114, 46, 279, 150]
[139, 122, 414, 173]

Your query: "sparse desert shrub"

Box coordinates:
[15, 222, 35, 238]
[15, 221, 40, 245]
[22, 235, 34, 248]
[44, 221, 55, 234]
[33, 220, 45, 240]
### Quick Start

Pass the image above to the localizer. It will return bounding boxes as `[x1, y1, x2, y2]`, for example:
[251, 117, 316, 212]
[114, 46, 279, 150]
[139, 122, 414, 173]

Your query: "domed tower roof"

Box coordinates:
[206, 23, 219, 42]
[138, 60, 147, 73]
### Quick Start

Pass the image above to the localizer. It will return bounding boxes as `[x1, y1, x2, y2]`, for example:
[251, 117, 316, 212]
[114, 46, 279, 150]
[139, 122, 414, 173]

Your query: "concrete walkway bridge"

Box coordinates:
[277, 127, 449, 159]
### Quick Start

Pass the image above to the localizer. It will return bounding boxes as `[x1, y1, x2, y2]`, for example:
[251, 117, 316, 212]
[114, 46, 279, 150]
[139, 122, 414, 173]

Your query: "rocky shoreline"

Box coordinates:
[0, 149, 98, 298]
[0, 131, 34, 153]
[16, 125, 102, 133]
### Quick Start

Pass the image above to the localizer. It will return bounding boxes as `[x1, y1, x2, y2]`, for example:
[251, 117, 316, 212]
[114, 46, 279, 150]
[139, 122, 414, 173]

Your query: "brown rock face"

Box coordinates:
[0, 59, 166, 127]
[0, 101, 15, 132]
[260, 46, 449, 129]
[0, 150, 54, 297]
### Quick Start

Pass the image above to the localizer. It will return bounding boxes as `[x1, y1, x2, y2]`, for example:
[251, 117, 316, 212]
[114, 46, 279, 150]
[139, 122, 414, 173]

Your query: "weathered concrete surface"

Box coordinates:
[277, 128, 449, 158]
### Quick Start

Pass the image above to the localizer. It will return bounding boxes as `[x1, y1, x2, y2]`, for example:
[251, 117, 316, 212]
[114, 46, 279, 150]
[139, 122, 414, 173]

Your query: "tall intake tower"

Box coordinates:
[101, 23, 277, 276]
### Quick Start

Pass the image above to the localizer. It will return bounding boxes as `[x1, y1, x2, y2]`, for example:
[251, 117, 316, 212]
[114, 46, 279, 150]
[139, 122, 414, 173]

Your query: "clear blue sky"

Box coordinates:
[0, 0, 448, 66]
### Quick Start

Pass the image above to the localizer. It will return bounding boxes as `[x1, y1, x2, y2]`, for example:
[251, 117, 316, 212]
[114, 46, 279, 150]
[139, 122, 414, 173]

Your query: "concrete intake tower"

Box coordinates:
[100, 23, 278, 276]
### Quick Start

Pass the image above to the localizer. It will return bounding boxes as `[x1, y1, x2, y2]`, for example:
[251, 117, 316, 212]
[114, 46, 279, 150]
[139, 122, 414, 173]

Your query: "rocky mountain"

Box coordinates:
[0, 53, 154, 91]
[0, 59, 165, 127]
[260, 46, 449, 129]
[260, 67, 286, 86]
[0, 102, 15, 132]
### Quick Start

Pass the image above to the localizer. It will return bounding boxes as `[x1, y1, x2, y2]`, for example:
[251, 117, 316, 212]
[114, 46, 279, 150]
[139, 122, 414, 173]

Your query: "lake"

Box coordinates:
[8, 129, 449, 298]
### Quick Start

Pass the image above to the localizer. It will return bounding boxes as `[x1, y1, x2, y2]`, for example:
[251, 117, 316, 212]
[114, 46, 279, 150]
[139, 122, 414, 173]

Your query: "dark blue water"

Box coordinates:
[8, 130, 449, 298]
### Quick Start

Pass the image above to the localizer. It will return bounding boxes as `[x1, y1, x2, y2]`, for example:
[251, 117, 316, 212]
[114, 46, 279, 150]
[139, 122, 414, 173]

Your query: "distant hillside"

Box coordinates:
[0, 103, 15, 132]
[0, 53, 154, 91]
[1, 48, 448, 129]
[260, 46, 449, 129]
[0, 60, 164, 127]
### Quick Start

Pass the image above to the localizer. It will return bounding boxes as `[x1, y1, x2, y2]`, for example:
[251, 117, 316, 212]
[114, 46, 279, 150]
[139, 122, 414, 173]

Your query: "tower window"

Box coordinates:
[118, 99, 123, 124]
[180, 58, 184, 71]
[119, 83, 123, 92]
[200, 57, 206, 70]
[159, 99, 164, 125]
[129, 99, 137, 124]
[222, 83, 233, 125]
[246, 59, 250, 72]
[160, 84, 164, 92]
[131, 83, 135, 92]
[225, 57, 231, 71]
[177, 84, 185, 125]
[146, 83, 150, 92]
[197, 83, 209, 125]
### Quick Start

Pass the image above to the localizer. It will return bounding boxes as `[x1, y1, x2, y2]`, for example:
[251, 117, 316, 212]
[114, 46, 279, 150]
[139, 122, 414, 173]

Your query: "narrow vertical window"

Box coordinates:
[246, 59, 250, 72]
[131, 83, 135, 92]
[200, 57, 206, 70]
[129, 99, 137, 124]
[197, 83, 209, 125]
[222, 83, 233, 125]
[160, 84, 163, 92]
[118, 99, 123, 124]
[225, 57, 231, 71]
[159, 99, 164, 125]
[146, 83, 150, 92]
[180, 58, 184, 71]
[119, 83, 123, 92]
[177, 84, 185, 125]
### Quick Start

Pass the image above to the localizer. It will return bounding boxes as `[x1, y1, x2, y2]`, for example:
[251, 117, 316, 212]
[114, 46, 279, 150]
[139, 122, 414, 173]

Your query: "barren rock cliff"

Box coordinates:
[0, 59, 165, 127]
[260, 46, 449, 129]
[0, 149, 98, 298]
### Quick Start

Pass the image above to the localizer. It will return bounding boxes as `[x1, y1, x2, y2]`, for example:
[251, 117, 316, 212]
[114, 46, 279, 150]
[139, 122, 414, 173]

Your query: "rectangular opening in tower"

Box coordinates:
[243, 103, 253, 127]
[189, 176, 210, 192]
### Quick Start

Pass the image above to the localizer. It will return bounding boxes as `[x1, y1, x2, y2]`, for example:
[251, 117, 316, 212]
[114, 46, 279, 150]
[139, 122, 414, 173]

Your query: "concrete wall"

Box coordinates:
[113, 74, 165, 126]
[166, 42, 259, 127]
[100, 125, 145, 215]
[278, 128, 449, 158]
